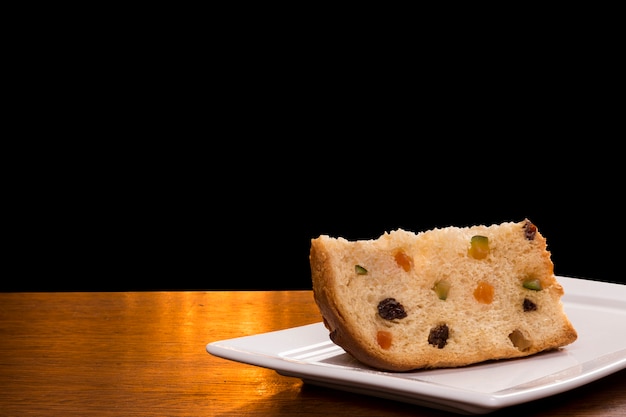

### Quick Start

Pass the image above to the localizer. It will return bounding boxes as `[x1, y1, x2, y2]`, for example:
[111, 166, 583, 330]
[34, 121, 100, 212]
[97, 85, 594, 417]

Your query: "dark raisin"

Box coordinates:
[377, 298, 407, 320]
[523, 298, 537, 311]
[329, 329, 338, 344]
[428, 324, 449, 348]
[523, 219, 537, 241]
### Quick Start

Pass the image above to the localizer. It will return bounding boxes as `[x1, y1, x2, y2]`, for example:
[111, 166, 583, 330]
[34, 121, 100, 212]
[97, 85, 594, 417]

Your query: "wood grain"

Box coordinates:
[0, 291, 624, 416]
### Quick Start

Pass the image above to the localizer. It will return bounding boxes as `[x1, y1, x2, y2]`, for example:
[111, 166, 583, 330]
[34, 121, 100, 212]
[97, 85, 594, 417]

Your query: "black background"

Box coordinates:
[5, 9, 623, 292]
[4, 139, 624, 292]
[4, 40, 623, 291]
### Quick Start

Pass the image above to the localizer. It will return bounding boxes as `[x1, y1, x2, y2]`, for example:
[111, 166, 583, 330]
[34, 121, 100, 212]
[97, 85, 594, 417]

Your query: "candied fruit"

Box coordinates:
[394, 250, 413, 272]
[473, 281, 494, 304]
[523, 278, 542, 291]
[468, 235, 489, 259]
[509, 329, 532, 351]
[377, 330, 392, 349]
[433, 280, 451, 300]
[355, 265, 368, 275]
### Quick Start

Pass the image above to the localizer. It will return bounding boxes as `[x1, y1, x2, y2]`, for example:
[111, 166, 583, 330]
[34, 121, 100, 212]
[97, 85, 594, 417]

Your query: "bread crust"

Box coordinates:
[310, 219, 578, 371]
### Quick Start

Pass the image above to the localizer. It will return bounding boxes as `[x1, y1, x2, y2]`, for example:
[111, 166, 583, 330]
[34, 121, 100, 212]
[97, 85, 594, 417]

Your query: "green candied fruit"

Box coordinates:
[433, 280, 451, 300]
[355, 265, 368, 275]
[523, 278, 543, 291]
[468, 235, 489, 259]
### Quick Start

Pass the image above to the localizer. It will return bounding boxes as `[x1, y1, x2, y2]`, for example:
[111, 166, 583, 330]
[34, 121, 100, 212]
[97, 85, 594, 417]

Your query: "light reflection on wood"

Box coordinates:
[0, 291, 624, 416]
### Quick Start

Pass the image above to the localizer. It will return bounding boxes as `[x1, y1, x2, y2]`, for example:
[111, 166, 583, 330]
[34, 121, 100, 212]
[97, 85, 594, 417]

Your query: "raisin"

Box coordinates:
[523, 220, 537, 241]
[523, 298, 537, 311]
[329, 329, 338, 344]
[377, 298, 407, 320]
[428, 324, 449, 348]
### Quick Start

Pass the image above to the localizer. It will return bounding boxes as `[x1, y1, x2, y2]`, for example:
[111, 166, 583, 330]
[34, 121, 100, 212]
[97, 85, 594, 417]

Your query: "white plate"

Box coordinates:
[207, 277, 626, 414]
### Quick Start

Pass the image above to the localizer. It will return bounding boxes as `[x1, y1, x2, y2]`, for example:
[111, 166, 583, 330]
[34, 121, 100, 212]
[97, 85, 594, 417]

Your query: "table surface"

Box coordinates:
[1, 290, 624, 417]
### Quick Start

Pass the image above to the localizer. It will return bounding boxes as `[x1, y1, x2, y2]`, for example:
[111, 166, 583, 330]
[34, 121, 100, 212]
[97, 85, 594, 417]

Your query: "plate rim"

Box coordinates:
[207, 276, 626, 414]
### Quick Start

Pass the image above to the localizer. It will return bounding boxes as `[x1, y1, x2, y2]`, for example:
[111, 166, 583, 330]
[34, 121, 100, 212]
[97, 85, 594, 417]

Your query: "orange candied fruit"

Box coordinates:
[394, 250, 413, 272]
[473, 281, 494, 304]
[377, 330, 393, 350]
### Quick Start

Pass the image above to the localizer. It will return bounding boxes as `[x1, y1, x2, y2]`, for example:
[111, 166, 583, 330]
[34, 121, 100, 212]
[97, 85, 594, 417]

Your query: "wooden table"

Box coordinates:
[0, 291, 624, 417]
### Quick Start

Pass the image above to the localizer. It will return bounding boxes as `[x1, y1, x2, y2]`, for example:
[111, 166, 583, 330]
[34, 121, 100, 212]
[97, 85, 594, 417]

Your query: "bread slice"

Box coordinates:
[309, 219, 578, 371]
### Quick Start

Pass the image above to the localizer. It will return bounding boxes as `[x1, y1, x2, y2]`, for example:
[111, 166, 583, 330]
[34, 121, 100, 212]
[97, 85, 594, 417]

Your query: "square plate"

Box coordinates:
[207, 277, 626, 414]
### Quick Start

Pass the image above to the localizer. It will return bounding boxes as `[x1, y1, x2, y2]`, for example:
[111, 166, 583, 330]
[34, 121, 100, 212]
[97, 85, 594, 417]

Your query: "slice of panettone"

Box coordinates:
[309, 219, 578, 371]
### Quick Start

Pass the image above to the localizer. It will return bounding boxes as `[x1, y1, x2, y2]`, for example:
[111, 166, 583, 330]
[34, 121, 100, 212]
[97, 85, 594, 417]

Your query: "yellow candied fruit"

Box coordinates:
[377, 330, 392, 350]
[394, 250, 413, 272]
[473, 281, 494, 304]
[509, 329, 532, 351]
[468, 235, 489, 259]
[433, 280, 451, 300]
